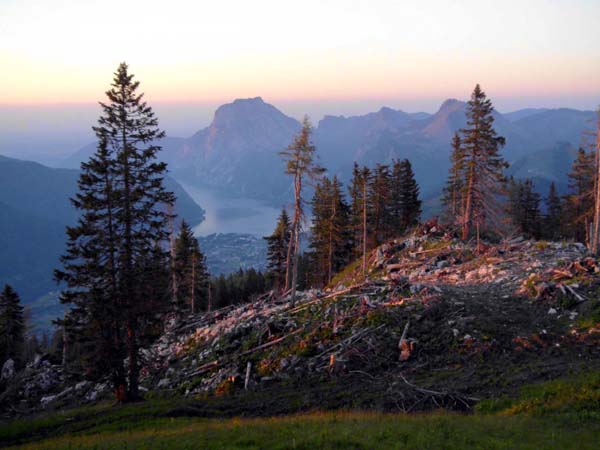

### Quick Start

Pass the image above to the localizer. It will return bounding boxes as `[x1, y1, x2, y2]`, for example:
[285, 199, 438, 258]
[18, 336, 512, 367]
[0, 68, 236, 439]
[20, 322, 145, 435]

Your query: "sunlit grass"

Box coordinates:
[4, 372, 600, 449]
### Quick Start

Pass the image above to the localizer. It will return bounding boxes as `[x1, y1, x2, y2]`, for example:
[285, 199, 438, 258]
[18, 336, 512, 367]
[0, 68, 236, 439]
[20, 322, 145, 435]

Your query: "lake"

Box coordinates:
[179, 183, 283, 237]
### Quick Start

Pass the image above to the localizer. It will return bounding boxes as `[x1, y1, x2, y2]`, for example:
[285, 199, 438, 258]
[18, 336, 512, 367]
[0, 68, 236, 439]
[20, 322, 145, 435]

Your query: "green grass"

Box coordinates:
[477, 370, 600, 419]
[3, 372, 600, 449]
[4, 411, 600, 450]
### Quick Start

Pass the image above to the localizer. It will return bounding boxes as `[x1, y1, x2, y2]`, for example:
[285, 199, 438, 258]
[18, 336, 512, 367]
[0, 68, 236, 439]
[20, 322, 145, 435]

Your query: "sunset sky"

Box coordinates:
[2, 0, 599, 105]
[1, 0, 599, 149]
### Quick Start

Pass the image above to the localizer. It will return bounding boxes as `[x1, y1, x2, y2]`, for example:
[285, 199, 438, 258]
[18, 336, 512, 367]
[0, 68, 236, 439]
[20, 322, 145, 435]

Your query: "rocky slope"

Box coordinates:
[3, 223, 600, 419]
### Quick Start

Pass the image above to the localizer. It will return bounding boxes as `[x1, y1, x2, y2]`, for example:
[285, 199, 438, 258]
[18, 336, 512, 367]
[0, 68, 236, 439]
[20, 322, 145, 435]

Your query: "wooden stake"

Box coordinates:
[398, 321, 411, 361]
[244, 361, 252, 390]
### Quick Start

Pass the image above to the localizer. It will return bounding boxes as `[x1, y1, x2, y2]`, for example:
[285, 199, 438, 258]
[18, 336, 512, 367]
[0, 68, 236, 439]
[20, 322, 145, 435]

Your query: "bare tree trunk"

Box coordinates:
[291, 222, 300, 305]
[284, 226, 294, 291]
[168, 206, 178, 308]
[126, 323, 139, 401]
[191, 252, 196, 314]
[62, 324, 68, 368]
[328, 225, 333, 285]
[285, 173, 301, 290]
[207, 280, 212, 313]
[327, 195, 336, 285]
[289, 174, 302, 303]
[462, 164, 475, 240]
[362, 178, 367, 276]
[592, 111, 600, 254]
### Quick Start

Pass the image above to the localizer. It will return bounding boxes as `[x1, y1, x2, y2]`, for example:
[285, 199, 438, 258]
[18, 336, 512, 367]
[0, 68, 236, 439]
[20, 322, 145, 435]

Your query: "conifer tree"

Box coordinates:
[368, 164, 391, 245]
[309, 178, 331, 285]
[174, 220, 209, 314]
[589, 108, 600, 252]
[279, 116, 324, 303]
[397, 159, 422, 231]
[507, 178, 541, 238]
[390, 159, 421, 234]
[349, 164, 371, 274]
[55, 63, 174, 402]
[442, 132, 465, 223]
[544, 182, 562, 240]
[0, 285, 25, 368]
[563, 148, 595, 243]
[309, 176, 352, 286]
[459, 84, 507, 240]
[264, 209, 291, 292]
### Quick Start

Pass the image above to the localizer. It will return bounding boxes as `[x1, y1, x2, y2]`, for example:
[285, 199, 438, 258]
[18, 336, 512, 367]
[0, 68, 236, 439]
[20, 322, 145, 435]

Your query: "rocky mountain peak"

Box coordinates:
[211, 97, 292, 129]
[437, 98, 467, 114]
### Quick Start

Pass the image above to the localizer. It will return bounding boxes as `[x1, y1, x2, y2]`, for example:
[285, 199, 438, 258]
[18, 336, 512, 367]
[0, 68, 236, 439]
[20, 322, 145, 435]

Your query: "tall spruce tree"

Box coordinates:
[309, 176, 352, 286]
[368, 164, 391, 246]
[589, 108, 600, 252]
[0, 285, 25, 368]
[349, 163, 371, 274]
[264, 209, 290, 292]
[279, 116, 324, 304]
[55, 63, 174, 402]
[563, 148, 595, 243]
[544, 182, 562, 240]
[174, 220, 209, 314]
[390, 159, 421, 234]
[507, 178, 542, 239]
[309, 178, 331, 286]
[459, 84, 507, 240]
[441, 132, 465, 223]
[397, 159, 422, 231]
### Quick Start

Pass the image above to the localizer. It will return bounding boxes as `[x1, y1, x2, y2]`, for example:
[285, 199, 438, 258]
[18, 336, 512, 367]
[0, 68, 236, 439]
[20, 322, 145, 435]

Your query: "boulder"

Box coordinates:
[1, 359, 15, 380]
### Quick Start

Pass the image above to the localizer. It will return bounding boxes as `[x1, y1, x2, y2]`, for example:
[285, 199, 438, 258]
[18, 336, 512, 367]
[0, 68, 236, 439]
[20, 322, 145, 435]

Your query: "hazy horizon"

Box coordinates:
[2, 0, 599, 161]
[1, 94, 597, 163]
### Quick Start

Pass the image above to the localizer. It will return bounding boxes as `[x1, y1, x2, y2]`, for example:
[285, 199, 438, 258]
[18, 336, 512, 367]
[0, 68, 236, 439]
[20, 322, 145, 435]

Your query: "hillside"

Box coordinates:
[0, 154, 205, 320]
[3, 222, 600, 423]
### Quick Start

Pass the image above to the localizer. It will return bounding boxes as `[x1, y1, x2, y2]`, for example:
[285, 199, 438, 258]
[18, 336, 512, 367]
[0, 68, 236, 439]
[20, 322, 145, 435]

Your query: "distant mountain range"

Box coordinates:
[0, 154, 205, 308]
[61, 97, 596, 204]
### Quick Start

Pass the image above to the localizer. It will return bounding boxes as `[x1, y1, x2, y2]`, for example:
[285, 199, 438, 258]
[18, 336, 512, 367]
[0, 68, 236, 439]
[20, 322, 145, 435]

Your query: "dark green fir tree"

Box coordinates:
[563, 148, 595, 243]
[55, 62, 174, 403]
[441, 132, 465, 224]
[396, 159, 421, 231]
[264, 208, 291, 292]
[0, 285, 25, 368]
[174, 220, 209, 314]
[544, 182, 562, 240]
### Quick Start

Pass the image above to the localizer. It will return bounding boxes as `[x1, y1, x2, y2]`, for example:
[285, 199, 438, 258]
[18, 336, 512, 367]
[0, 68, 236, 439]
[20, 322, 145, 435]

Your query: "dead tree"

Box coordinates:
[279, 116, 324, 304]
[590, 108, 600, 253]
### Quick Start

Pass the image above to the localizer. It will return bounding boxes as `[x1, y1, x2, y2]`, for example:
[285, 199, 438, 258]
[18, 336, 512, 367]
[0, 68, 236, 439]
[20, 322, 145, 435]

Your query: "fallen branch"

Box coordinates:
[315, 324, 386, 358]
[187, 359, 221, 378]
[564, 284, 586, 302]
[240, 328, 304, 357]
